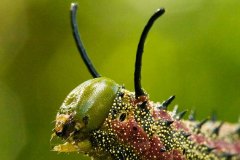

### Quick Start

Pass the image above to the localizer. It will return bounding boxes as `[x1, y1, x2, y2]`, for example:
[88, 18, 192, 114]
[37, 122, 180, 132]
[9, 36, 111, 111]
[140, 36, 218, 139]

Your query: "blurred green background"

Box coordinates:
[1, 0, 240, 159]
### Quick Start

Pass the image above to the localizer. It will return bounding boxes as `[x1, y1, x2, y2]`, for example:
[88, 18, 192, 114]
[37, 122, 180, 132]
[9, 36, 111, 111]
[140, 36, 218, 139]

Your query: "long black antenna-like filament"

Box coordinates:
[134, 8, 165, 98]
[70, 3, 100, 78]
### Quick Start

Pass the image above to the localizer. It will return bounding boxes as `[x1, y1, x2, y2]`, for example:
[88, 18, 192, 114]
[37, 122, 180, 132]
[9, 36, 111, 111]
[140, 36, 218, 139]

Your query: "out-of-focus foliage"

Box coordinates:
[0, 0, 240, 160]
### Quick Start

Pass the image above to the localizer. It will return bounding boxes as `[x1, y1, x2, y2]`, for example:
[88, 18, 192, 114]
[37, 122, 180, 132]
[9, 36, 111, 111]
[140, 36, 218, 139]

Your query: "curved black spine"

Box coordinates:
[70, 3, 100, 78]
[134, 8, 165, 98]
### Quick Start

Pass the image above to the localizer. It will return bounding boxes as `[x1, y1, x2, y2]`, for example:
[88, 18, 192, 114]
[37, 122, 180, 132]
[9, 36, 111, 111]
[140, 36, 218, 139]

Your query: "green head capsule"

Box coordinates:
[54, 77, 119, 139]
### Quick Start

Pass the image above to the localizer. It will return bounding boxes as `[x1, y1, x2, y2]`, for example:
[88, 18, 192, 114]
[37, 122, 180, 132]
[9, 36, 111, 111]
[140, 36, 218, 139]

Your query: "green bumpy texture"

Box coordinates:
[60, 77, 119, 132]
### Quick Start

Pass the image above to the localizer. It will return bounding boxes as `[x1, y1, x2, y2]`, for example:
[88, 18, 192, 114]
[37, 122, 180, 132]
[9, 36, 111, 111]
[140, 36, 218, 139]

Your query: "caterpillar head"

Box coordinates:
[51, 2, 164, 154]
[52, 78, 119, 153]
[54, 77, 118, 137]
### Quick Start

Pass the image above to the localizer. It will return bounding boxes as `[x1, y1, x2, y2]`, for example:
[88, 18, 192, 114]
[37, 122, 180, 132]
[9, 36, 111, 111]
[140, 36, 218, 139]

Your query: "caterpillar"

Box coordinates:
[51, 3, 240, 160]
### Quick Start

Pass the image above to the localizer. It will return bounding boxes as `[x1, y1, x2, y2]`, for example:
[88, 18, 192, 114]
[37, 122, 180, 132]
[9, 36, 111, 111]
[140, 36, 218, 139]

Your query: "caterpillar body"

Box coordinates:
[51, 3, 240, 160]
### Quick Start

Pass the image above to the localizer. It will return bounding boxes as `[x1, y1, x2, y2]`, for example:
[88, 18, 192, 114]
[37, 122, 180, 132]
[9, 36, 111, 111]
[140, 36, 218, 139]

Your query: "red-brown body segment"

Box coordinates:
[88, 88, 240, 159]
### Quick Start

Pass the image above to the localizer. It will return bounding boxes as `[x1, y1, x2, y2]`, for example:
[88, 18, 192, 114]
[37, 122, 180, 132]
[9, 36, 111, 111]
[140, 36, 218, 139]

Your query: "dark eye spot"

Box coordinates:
[183, 148, 186, 155]
[119, 113, 126, 122]
[132, 126, 138, 131]
[82, 116, 89, 125]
